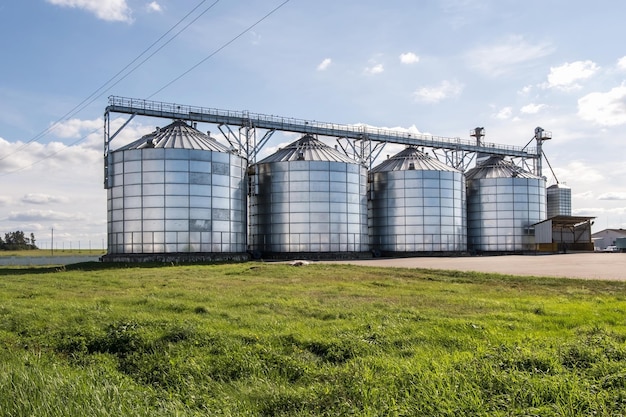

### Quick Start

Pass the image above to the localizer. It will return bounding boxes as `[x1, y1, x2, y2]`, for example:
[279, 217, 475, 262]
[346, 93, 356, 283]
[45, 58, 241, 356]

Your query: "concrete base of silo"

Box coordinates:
[251, 251, 374, 261]
[375, 250, 470, 258]
[100, 252, 251, 263]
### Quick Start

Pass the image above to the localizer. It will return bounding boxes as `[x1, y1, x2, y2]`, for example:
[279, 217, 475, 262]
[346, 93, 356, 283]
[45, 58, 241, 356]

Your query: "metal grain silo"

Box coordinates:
[465, 156, 546, 252]
[369, 147, 466, 253]
[106, 120, 247, 258]
[249, 134, 368, 257]
[547, 183, 571, 217]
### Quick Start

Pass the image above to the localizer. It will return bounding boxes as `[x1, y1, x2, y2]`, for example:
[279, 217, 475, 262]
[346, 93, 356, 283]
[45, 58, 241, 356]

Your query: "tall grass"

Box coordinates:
[1, 262, 626, 416]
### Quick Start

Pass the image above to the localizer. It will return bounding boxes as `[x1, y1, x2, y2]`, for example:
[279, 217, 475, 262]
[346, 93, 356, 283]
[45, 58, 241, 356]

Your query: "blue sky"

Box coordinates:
[1, 0, 625, 249]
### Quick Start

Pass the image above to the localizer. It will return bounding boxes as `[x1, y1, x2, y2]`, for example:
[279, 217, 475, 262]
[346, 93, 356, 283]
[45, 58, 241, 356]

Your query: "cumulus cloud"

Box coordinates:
[46, 0, 133, 22]
[399, 52, 420, 64]
[8, 209, 86, 222]
[544, 60, 599, 90]
[598, 192, 626, 201]
[365, 63, 385, 75]
[494, 106, 513, 120]
[520, 103, 546, 114]
[49, 118, 103, 139]
[146, 1, 162, 13]
[413, 80, 463, 103]
[559, 161, 605, 185]
[572, 207, 601, 217]
[578, 82, 626, 126]
[617, 56, 626, 70]
[467, 35, 553, 77]
[574, 191, 595, 200]
[317, 58, 332, 71]
[0, 117, 152, 175]
[22, 194, 69, 205]
[518, 85, 533, 95]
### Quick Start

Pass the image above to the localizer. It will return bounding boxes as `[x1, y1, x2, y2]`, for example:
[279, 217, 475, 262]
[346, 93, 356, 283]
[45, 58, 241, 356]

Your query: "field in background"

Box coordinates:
[1, 262, 626, 416]
[0, 249, 105, 257]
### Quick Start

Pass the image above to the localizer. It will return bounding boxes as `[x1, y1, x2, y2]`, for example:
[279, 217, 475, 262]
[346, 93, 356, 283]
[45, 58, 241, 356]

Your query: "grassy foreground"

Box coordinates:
[1, 262, 626, 416]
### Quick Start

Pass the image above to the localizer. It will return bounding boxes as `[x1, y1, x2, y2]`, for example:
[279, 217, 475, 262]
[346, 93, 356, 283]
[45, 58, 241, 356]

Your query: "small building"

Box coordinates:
[592, 229, 626, 251]
[533, 216, 595, 252]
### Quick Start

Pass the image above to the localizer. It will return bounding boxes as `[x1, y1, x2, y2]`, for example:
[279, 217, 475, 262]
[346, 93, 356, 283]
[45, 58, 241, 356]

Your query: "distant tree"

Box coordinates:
[2, 231, 38, 250]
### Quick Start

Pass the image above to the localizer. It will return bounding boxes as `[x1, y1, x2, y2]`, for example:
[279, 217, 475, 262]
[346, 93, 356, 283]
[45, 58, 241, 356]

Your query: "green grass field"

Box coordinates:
[1, 261, 626, 416]
[0, 249, 105, 257]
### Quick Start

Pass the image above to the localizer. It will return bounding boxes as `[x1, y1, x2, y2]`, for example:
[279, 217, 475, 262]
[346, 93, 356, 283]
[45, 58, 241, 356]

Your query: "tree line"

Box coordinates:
[0, 231, 38, 250]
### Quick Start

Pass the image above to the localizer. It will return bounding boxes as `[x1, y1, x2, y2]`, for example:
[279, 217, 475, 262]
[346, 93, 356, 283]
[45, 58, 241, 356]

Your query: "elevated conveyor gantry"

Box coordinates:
[104, 95, 545, 187]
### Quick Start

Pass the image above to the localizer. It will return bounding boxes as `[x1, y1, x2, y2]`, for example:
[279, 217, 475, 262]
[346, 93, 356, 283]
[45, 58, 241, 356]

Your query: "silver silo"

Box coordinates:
[547, 183, 571, 217]
[106, 120, 247, 257]
[465, 156, 546, 252]
[369, 147, 467, 253]
[249, 134, 368, 257]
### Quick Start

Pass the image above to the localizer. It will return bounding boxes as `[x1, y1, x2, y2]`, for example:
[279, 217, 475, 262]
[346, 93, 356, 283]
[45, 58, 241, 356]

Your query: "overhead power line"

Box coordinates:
[0, 0, 293, 177]
[149, 0, 292, 98]
[0, 0, 218, 163]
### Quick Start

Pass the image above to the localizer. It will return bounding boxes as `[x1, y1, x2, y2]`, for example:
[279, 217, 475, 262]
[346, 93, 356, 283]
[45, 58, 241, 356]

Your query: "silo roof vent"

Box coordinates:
[258, 134, 358, 163]
[465, 155, 541, 180]
[370, 146, 460, 172]
[116, 120, 230, 152]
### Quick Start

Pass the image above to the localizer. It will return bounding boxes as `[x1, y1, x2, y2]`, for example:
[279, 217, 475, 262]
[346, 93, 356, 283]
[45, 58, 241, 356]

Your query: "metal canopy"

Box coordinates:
[104, 95, 542, 175]
[534, 215, 596, 228]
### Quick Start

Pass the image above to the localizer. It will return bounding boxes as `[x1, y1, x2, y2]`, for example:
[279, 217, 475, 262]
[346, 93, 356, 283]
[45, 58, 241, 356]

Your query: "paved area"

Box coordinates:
[324, 253, 626, 281]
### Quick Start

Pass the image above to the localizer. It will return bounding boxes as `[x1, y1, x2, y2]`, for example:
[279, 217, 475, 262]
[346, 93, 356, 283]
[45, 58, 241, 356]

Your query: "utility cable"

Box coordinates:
[0, 0, 293, 177]
[0, 127, 102, 177]
[149, 0, 292, 98]
[0, 0, 218, 163]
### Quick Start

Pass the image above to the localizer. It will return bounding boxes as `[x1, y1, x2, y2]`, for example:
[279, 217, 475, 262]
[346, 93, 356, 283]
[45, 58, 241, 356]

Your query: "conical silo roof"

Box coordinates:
[370, 146, 460, 173]
[257, 134, 358, 163]
[465, 156, 541, 180]
[116, 120, 230, 152]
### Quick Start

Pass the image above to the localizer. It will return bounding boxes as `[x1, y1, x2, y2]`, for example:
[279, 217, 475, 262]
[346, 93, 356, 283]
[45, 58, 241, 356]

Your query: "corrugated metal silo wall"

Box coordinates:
[466, 176, 546, 252]
[547, 186, 572, 217]
[248, 160, 368, 254]
[107, 148, 247, 254]
[368, 170, 467, 252]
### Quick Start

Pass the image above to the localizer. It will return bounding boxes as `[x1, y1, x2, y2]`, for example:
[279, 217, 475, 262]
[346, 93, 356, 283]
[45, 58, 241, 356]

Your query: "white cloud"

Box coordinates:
[544, 60, 599, 90]
[573, 207, 602, 217]
[518, 85, 533, 95]
[598, 192, 626, 201]
[467, 35, 553, 77]
[49, 118, 102, 139]
[22, 194, 68, 205]
[494, 106, 513, 120]
[8, 209, 85, 222]
[46, 0, 132, 22]
[317, 58, 332, 71]
[0, 117, 152, 175]
[413, 80, 463, 103]
[574, 191, 595, 200]
[399, 52, 420, 64]
[365, 63, 385, 75]
[146, 1, 162, 13]
[617, 56, 626, 70]
[520, 103, 546, 114]
[559, 161, 605, 185]
[578, 83, 626, 126]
